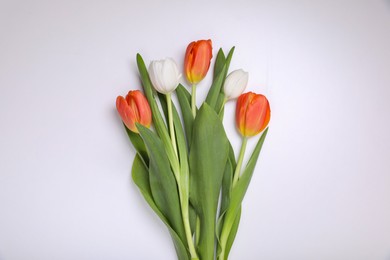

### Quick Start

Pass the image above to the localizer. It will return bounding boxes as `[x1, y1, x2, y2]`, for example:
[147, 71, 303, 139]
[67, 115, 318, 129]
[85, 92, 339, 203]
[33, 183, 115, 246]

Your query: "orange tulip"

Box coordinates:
[236, 92, 270, 137]
[116, 90, 152, 133]
[184, 39, 213, 84]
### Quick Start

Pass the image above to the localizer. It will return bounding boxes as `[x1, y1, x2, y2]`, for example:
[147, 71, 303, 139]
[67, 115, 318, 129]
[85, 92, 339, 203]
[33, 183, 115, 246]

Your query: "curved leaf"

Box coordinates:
[218, 128, 268, 259]
[189, 103, 230, 260]
[219, 158, 233, 218]
[205, 65, 227, 111]
[131, 154, 190, 260]
[214, 48, 226, 78]
[176, 84, 194, 145]
[137, 124, 186, 244]
[223, 207, 241, 260]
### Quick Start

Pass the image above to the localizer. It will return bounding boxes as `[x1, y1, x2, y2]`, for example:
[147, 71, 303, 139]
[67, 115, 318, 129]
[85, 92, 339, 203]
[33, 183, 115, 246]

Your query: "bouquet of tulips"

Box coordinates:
[116, 39, 270, 260]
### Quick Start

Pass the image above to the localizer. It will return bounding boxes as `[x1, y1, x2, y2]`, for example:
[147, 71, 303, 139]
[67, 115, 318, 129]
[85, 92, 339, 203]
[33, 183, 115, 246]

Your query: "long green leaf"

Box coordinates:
[223, 47, 235, 85]
[189, 203, 197, 235]
[215, 47, 236, 114]
[224, 207, 241, 260]
[137, 124, 186, 244]
[218, 128, 269, 259]
[213, 48, 226, 78]
[176, 84, 194, 146]
[205, 65, 227, 111]
[189, 103, 230, 260]
[228, 142, 237, 169]
[131, 154, 190, 260]
[230, 128, 268, 217]
[219, 158, 233, 218]
[177, 83, 192, 103]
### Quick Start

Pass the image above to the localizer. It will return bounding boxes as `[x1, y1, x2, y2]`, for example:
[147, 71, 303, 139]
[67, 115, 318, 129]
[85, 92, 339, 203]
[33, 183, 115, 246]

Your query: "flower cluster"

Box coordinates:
[115, 40, 270, 260]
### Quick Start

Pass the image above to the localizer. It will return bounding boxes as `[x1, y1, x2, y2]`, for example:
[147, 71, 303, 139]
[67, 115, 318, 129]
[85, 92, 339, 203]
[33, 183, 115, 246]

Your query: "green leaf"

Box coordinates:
[189, 103, 230, 260]
[231, 128, 268, 216]
[219, 158, 233, 218]
[189, 203, 197, 235]
[205, 65, 227, 111]
[213, 48, 226, 78]
[228, 141, 237, 169]
[124, 124, 149, 165]
[206, 47, 234, 112]
[131, 154, 190, 260]
[216, 159, 233, 250]
[176, 84, 194, 145]
[137, 124, 187, 244]
[177, 83, 192, 103]
[157, 93, 169, 126]
[224, 207, 241, 260]
[223, 47, 235, 86]
[217, 109, 236, 222]
[218, 128, 269, 259]
[215, 92, 226, 119]
[215, 47, 235, 115]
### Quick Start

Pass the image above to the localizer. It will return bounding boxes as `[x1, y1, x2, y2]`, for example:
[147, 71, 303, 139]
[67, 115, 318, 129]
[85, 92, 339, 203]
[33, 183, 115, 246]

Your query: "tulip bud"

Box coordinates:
[236, 92, 270, 137]
[148, 58, 181, 94]
[223, 69, 249, 100]
[184, 39, 213, 84]
[116, 90, 152, 133]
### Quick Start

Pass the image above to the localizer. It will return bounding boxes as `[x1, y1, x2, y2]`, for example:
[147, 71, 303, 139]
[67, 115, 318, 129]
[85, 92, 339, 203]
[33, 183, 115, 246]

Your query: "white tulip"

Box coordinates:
[223, 69, 249, 100]
[148, 58, 181, 94]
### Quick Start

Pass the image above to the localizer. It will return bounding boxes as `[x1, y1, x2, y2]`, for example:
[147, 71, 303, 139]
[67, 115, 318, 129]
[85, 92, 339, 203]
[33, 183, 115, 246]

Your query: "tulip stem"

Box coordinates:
[233, 137, 248, 187]
[182, 204, 199, 260]
[191, 84, 196, 118]
[166, 93, 178, 158]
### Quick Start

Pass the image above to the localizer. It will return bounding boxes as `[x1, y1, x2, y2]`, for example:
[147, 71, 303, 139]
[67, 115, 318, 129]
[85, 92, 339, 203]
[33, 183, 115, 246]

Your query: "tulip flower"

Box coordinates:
[116, 90, 152, 133]
[184, 39, 213, 117]
[184, 39, 213, 84]
[148, 58, 180, 94]
[236, 92, 270, 137]
[233, 92, 270, 186]
[223, 69, 249, 100]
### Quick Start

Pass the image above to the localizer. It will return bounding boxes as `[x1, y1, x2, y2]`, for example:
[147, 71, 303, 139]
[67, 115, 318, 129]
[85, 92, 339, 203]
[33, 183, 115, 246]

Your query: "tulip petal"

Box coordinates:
[116, 96, 137, 132]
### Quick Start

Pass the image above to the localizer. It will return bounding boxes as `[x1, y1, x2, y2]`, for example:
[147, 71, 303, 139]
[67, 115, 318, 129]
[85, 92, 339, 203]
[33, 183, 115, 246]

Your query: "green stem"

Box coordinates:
[181, 200, 199, 260]
[232, 137, 248, 187]
[191, 84, 196, 118]
[166, 93, 178, 158]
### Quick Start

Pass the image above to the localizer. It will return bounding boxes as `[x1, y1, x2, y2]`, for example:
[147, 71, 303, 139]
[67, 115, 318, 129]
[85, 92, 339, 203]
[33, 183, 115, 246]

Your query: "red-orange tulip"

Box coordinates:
[116, 90, 152, 133]
[184, 39, 213, 84]
[236, 92, 270, 137]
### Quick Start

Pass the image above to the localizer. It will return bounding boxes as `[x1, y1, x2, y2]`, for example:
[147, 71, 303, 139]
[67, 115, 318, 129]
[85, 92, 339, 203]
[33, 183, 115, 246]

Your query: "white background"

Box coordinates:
[1, 0, 390, 259]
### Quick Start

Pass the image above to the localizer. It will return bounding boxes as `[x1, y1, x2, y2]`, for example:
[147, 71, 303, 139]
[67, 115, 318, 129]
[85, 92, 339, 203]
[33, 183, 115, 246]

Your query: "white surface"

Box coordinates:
[1, 0, 390, 259]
